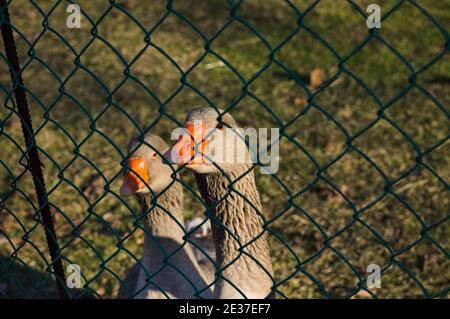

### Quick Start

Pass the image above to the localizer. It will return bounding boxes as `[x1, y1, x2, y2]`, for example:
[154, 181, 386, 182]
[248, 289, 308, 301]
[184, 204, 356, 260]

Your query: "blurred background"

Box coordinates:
[0, 0, 449, 298]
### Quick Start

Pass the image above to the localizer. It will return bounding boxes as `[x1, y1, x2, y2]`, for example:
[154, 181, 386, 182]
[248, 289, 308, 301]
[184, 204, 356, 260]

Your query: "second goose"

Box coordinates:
[118, 133, 213, 298]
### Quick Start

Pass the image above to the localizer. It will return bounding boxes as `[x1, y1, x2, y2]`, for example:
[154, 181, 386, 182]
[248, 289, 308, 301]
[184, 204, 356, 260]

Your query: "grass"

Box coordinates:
[0, 0, 449, 298]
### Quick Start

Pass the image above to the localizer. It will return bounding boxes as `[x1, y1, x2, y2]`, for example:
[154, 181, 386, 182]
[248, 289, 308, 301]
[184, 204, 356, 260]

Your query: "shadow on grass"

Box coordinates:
[0, 255, 57, 298]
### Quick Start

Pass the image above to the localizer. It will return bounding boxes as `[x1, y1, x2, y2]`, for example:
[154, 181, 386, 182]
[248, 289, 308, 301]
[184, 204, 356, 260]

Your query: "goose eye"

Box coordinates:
[152, 152, 157, 157]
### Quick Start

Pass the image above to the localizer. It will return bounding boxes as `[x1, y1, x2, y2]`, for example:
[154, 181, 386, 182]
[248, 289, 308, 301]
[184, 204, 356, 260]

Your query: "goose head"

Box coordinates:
[164, 107, 250, 174]
[120, 134, 175, 197]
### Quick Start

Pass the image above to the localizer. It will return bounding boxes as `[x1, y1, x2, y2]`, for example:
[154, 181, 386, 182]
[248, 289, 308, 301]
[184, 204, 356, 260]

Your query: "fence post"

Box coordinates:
[0, 0, 68, 299]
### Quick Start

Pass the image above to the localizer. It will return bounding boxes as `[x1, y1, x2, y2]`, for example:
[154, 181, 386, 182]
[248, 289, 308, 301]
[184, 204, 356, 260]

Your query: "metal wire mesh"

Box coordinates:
[0, 0, 449, 298]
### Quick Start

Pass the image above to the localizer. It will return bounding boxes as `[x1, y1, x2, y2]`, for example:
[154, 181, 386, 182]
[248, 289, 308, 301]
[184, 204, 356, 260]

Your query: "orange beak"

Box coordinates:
[120, 157, 149, 197]
[166, 122, 208, 165]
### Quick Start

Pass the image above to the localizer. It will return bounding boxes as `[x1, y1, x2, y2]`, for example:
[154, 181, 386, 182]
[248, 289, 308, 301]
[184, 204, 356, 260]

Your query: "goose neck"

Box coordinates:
[195, 165, 273, 274]
[135, 182, 185, 240]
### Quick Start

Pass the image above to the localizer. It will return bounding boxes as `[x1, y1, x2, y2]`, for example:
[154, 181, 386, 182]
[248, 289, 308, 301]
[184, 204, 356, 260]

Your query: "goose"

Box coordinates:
[117, 133, 214, 299]
[164, 107, 274, 299]
[185, 217, 215, 264]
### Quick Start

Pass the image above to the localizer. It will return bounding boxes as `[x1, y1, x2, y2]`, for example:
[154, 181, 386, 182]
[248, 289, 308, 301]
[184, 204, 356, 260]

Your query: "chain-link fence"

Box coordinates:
[0, 0, 449, 299]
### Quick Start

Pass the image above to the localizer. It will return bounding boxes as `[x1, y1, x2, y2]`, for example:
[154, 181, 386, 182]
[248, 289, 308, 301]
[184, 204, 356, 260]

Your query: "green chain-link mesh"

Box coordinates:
[0, 0, 449, 299]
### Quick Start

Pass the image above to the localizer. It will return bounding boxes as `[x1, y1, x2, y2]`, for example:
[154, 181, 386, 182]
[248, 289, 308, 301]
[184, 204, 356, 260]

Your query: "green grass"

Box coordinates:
[0, 0, 449, 298]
